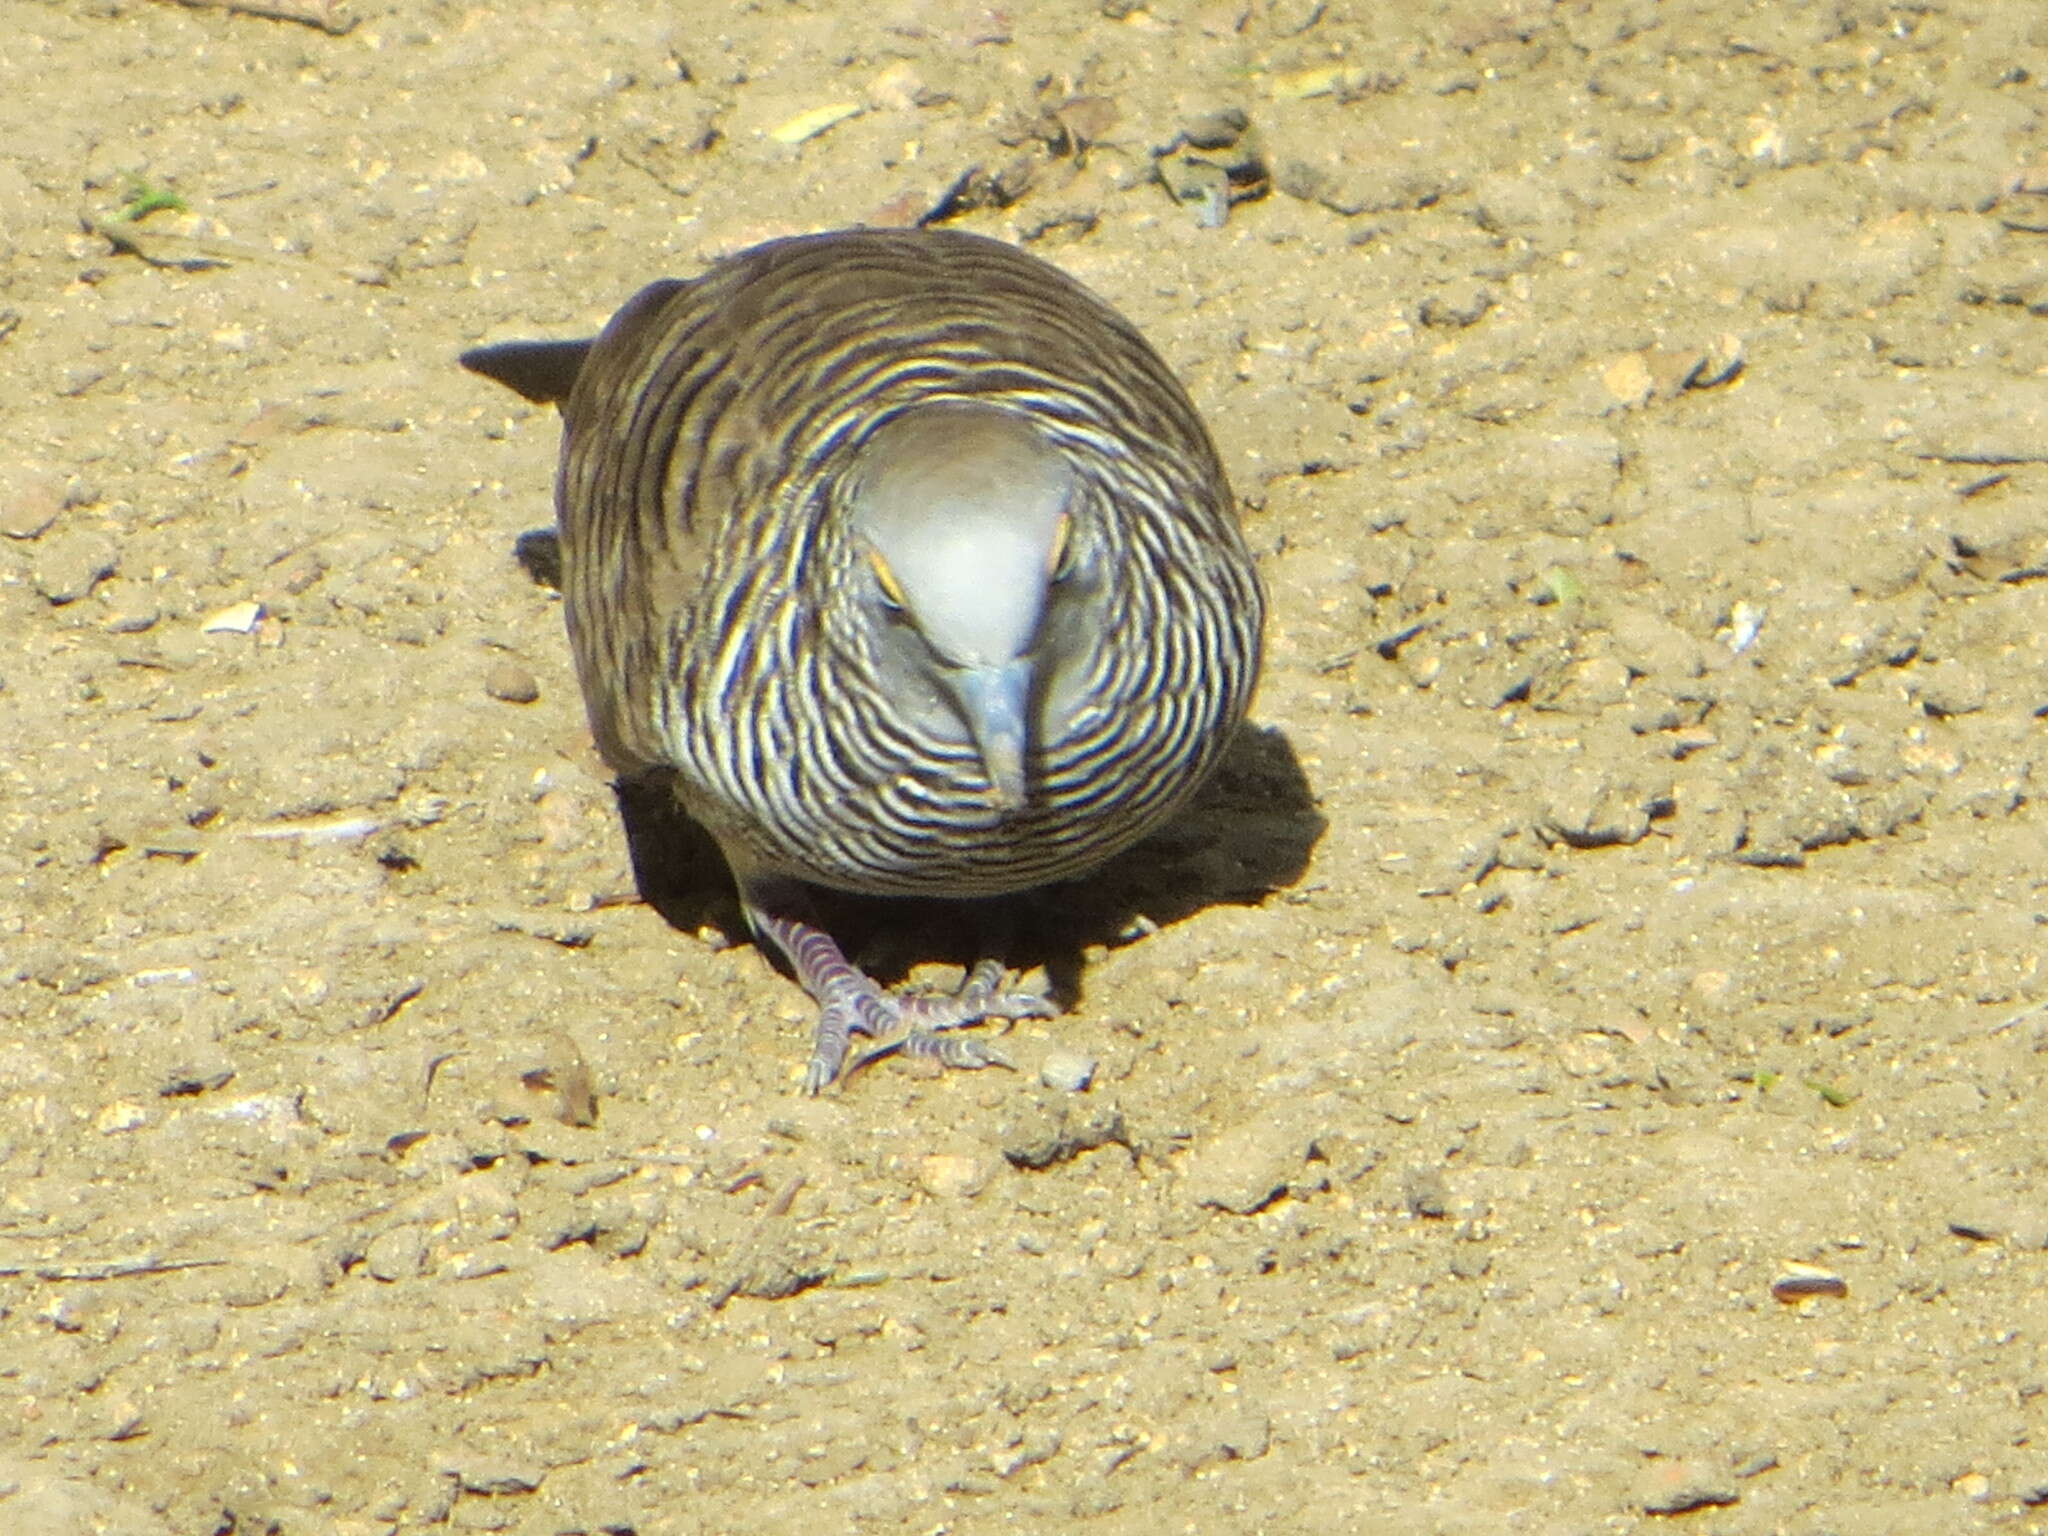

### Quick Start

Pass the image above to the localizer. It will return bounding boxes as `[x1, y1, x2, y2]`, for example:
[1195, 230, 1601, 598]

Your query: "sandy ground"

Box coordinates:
[5, 0, 2048, 1531]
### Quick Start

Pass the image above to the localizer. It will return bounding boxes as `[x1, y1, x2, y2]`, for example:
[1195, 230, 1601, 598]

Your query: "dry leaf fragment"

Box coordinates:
[768, 102, 864, 145]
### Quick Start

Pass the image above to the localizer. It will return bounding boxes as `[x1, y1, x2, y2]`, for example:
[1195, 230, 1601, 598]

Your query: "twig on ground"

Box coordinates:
[0, 1256, 226, 1282]
[146, 0, 357, 35]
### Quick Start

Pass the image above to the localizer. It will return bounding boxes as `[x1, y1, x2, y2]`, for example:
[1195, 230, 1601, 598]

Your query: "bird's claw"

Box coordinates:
[852, 1028, 1014, 1077]
[802, 959, 1048, 1093]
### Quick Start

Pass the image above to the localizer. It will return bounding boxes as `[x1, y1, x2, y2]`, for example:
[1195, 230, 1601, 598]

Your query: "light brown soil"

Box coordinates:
[5, 2, 2048, 1532]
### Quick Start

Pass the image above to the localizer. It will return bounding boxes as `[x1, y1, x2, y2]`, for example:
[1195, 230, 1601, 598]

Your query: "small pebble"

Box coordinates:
[0, 474, 67, 540]
[450, 1458, 543, 1496]
[1038, 1047, 1096, 1093]
[484, 660, 540, 704]
[269, 548, 328, 596]
[918, 1151, 993, 1199]
[96, 1402, 147, 1442]
[94, 1101, 149, 1134]
[1694, 332, 1745, 388]
[33, 532, 118, 605]
[1403, 1166, 1450, 1219]
[101, 586, 160, 634]
[364, 1225, 428, 1282]
[1181, 107, 1248, 150]
[200, 600, 264, 635]
[1181, 1116, 1303, 1215]
[1640, 1479, 1738, 1516]
[1770, 1265, 1848, 1302]
[865, 60, 927, 111]
[1720, 600, 1765, 655]
[57, 365, 106, 398]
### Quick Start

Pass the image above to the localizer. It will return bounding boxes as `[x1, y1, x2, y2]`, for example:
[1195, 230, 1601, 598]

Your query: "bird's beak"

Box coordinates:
[950, 658, 1033, 812]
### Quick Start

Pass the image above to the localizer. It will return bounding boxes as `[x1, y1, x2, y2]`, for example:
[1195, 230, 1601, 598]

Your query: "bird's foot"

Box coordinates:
[745, 895, 1053, 1094]
[805, 958, 1052, 1095]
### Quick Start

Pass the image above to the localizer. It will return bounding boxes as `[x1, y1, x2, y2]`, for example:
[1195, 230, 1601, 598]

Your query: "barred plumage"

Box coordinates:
[463, 228, 1263, 1089]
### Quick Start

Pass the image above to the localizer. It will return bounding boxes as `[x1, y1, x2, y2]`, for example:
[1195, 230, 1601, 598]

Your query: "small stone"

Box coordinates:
[865, 60, 929, 111]
[449, 1458, 543, 1496]
[1642, 345, 1708, 398]
[1556, 1034, 1620, 1079]
[1091, 1241, 1147, 1279]
[918, 1151, 993, 1199]
[364, 1225, 428, 1282]
[1915, 659, 1988, 718]
[1636, 1459, 1738, 1515]
[1602, 350, 1657, 408]
[1038, 1048, 1096, 1093]
[57, 365, 106, 398]
[1607, 606, 1705, 680]
[1402, 1167, 1450, 1219]
[32, 531, 118, 604]
[268, 548, 328, 597]
[1947, 1207, 2024, 1244]
[157, 1058, 234, 1096]
[1173, 1408, 1271, 1470]
[96, 1402, 147, 1442]
[1694, 333, 1745, 388]
[0, 473, 70, 540]
[100, 582, 160, 634]
[1181, 1116, 1303, 1215]
[992, 1430, 1063, 1478]
[1770, 1264, 1848, 1302]
[200, 600, 264, 635]
[1181, 107, 1249, 150]
[1417, 283, 1495, 329]
[1720, 600, 1765, 655]
[1055, 94, 1119, 146]
[1269, 63, 1385, 102]
[1553, 655, 1634, 711]
[217, 1261, 293, 1309]
[1537, 770, 1671, 849]
[484, 660, 540, 704]
[95, 1101, 149, 1134]
[1000, 1102, 1126, 1169]
[1330, 1303, 1397, 1361]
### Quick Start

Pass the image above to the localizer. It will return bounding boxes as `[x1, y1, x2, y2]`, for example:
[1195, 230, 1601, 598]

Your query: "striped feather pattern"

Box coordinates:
[549, 228, 1262, 898]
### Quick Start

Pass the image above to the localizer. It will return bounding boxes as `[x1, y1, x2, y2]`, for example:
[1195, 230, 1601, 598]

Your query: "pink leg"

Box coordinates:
[743, 884, 1054, 1094]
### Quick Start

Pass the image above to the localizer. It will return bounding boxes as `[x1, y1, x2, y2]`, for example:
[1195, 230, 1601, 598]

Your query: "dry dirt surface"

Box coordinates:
[6, 1, 2048, 1532]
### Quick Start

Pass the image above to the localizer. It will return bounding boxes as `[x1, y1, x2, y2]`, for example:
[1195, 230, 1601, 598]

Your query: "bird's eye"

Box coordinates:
[1047, 513, 1076, 583]
[867, 549, 908, 612]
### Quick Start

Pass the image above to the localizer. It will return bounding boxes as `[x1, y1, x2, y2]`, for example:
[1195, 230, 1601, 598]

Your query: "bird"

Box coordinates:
[461, 228, 1263, 1091]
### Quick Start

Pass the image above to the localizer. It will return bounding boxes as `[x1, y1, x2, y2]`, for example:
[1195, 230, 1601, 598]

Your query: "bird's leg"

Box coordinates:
[742, 884, 1053, 1093]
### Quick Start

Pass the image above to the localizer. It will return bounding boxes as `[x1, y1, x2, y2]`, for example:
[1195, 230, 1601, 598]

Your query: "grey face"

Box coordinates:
[845, 403, 1081, 810]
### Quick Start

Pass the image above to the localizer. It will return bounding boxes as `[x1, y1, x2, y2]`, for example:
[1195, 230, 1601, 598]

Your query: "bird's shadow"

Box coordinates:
[614, 721, 1323, 1009]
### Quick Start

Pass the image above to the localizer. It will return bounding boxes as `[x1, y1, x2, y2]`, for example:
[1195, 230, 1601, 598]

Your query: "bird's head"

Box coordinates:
[843, 402, 1083, 812]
